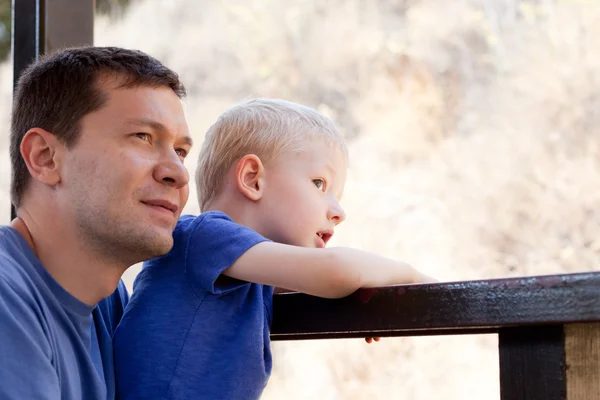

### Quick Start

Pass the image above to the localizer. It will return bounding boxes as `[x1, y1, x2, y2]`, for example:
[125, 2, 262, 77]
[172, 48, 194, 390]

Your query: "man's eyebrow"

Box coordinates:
[125, 118, 193, 147]
[180, 136, 194, 148]
[125, 118, 166, 131]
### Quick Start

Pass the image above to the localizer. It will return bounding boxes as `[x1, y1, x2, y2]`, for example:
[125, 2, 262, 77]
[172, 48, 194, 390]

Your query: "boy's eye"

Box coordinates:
[312, 179, 324, 189]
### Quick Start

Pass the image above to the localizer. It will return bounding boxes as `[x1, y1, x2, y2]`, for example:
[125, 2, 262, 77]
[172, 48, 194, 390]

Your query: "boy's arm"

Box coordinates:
[273, 287, 295, 294]
[223, 242, 432, 299]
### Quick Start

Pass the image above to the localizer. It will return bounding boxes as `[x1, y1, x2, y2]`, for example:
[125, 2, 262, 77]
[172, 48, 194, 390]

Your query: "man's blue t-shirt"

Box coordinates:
[0, 226, 129, 399]
[114, 212, 273, 400]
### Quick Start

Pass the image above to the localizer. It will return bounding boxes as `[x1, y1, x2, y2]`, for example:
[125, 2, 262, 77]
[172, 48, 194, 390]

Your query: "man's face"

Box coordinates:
[258, 139, 347, 248]
[58, 81, 192, 265]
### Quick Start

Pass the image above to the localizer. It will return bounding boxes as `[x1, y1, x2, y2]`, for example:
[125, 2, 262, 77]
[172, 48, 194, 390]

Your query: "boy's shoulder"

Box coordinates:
[174, 211, 268, 254]
[175, 210, 270, 246]
[176, 211, 234, 234]
[147, 211, 269, 272]
[139, 211, 270, 297]
[172, 211, 243, 249]
[173, 211, 233, 245]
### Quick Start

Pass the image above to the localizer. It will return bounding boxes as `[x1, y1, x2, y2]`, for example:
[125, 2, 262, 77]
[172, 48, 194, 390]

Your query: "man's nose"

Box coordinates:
[153, 150, 189, 189]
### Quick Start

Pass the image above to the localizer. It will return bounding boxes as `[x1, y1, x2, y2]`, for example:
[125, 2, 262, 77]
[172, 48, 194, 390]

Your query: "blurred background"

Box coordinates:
[1, 0, 600, 398]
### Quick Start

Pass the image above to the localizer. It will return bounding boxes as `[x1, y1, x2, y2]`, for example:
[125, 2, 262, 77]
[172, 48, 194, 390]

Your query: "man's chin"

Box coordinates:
[147, 235, 174, 258]
[124, 229, 174, 262]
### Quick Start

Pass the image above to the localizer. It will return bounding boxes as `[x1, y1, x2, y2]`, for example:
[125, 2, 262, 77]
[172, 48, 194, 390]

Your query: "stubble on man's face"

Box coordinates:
[61, 83, 191, 266]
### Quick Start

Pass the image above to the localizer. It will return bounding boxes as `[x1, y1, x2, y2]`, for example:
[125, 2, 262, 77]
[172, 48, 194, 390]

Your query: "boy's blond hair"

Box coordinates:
[196, 98, 347, 211]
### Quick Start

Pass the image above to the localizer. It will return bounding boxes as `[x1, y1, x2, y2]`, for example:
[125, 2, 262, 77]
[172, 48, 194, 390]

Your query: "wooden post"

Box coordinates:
[565, 323, 600, 400]
[499, 325, 566, 400]
[499, 323, 600, 400]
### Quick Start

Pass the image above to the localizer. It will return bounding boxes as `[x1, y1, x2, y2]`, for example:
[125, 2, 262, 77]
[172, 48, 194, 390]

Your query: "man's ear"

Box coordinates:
[20, 128, 63, 186]
[235, 154, 265, 201]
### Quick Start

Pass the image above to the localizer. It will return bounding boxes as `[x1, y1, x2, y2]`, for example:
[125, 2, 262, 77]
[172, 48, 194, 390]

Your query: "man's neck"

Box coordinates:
[10, 214, 125, 306]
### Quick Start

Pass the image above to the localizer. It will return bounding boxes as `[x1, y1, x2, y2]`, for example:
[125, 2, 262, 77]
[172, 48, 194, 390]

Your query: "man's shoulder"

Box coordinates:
[0, 227, 38, 300]
[0, 225, 25, 255]
[0, 230, 50, 337]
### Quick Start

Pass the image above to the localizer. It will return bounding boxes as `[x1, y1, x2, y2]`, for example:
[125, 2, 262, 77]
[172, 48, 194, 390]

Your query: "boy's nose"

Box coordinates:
[327, 202, 346, 225]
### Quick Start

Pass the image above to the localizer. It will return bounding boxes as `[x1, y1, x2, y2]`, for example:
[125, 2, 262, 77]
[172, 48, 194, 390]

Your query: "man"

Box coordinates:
[0, 46, 192, 399]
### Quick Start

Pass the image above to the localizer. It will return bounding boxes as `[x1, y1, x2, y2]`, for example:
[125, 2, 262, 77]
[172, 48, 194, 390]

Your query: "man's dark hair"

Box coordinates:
[10, 46, 187, 208]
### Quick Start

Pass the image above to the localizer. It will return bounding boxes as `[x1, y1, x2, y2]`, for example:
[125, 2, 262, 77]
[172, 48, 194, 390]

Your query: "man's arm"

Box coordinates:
[0, 279, 60, 399]
[223, 242, 432, 298]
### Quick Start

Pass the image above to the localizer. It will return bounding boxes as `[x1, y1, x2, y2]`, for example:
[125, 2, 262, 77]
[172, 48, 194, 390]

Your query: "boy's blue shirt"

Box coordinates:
[114, 211, 274, 400]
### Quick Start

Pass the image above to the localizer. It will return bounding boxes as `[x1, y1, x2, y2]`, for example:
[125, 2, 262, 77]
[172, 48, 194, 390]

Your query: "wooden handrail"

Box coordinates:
[271, 272, 600, 400]
[272, 271, 600, 340]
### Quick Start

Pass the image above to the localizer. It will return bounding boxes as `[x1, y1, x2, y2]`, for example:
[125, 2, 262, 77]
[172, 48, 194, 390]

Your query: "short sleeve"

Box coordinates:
[0, 278, 60, 399]
[182, 212, 269, 295]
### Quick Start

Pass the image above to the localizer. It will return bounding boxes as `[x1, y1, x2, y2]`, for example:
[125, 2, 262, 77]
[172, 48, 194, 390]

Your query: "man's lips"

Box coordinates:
[142, 199, 179, 214]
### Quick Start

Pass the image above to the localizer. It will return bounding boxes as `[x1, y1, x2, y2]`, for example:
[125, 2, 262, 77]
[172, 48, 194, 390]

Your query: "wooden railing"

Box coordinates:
[272, 272, 600, 399]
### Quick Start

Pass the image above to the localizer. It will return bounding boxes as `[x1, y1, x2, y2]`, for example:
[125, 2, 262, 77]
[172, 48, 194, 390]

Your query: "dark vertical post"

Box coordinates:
[10, 0, 93, 220]
[11, 0, 43, 220]
[12, 0, 42, 90]
[499, 325, 567, 400]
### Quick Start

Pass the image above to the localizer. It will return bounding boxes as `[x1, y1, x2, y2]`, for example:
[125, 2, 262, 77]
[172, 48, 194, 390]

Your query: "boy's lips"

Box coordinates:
[316, 230, 333, 246]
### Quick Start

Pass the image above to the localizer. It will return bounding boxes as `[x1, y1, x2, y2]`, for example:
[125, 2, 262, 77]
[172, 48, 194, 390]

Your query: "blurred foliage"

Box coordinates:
[0, 0, 133, 61]
[0, 0, 8, 63]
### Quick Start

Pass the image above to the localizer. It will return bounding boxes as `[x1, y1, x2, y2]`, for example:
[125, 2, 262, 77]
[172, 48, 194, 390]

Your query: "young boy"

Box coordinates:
[114, 98, 432, 400]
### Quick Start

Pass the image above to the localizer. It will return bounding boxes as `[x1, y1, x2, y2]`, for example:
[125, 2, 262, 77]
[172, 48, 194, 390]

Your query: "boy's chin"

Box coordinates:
[287, 238, 320, 248]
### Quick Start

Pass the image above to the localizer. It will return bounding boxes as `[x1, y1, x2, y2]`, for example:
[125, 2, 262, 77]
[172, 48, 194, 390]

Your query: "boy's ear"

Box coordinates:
[235, 154, 265, 201]
[20, 128, 64, 187]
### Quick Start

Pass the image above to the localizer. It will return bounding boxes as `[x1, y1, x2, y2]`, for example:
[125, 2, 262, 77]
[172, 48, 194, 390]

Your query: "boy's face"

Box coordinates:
[258, 139, 347, 248]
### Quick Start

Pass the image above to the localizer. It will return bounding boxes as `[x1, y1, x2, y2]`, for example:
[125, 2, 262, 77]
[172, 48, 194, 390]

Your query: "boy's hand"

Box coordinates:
[361, 272, 436, 345]
[416, 272, 438, 283]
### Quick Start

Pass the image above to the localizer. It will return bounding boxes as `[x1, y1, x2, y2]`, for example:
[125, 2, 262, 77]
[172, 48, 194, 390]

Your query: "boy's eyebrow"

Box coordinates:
[323, 162, 345, 200]
[125, 118, 194, 147]
[324, 163, 337, 175]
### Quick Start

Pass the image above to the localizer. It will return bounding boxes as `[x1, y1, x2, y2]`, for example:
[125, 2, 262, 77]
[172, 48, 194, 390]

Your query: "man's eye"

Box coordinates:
[312, 179, 324, 189]
[175, 148, 188, 158]
[136, 133, 151, 142]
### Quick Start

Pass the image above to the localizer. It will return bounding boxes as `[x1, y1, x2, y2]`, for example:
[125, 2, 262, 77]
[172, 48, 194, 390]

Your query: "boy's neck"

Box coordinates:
[205, 196, 262, 233]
